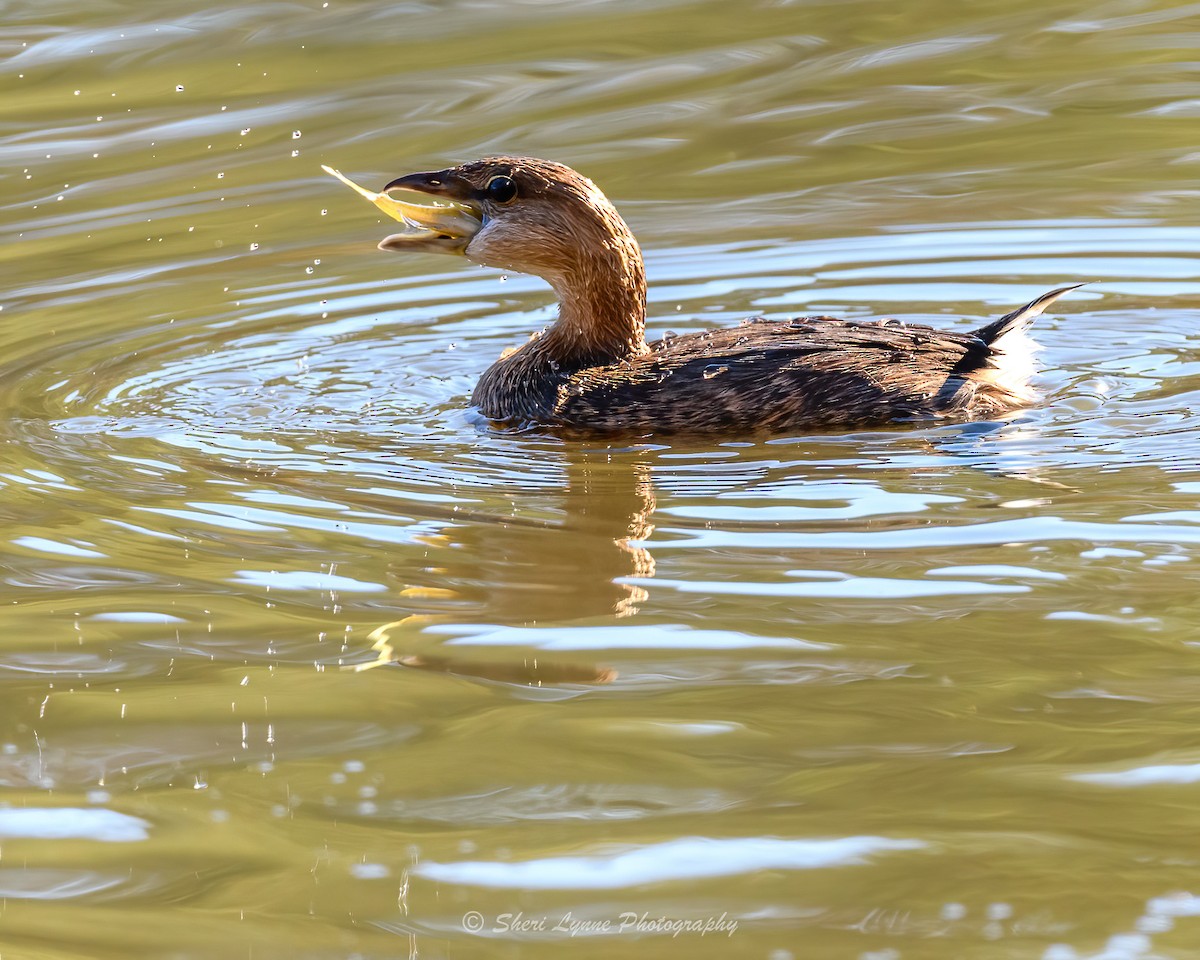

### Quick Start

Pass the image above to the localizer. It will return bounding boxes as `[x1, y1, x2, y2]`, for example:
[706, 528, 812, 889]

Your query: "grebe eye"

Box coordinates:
[486, 175, 517, 203]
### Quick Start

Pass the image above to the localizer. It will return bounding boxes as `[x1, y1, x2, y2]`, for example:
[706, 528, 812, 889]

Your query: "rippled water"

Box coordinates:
[4, 1, 1200, 957]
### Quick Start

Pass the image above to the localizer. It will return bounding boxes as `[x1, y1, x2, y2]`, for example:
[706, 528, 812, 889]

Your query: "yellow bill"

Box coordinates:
[321, 164, 482, 255]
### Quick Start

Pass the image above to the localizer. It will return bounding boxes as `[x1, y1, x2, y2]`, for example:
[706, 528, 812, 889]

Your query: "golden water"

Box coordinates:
[3, 1, 1200, 957]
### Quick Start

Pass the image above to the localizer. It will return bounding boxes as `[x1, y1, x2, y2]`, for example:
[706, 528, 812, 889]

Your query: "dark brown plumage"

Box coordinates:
[371, 156, 1079, 436]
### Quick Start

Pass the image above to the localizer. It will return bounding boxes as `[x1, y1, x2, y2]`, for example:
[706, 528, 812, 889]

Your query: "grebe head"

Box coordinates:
[378, 157, 643, 298]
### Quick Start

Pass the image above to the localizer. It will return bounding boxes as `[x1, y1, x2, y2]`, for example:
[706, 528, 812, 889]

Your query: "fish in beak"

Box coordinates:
[321, 164, 482, 255]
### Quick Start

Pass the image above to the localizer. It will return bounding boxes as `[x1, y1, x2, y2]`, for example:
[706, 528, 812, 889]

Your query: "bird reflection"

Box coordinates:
[357, 449, 657, 683]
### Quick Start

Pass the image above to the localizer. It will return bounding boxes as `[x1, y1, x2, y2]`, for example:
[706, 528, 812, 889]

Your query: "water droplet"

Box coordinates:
[249, 242, 259, 251]
[320, 208, 328, 216]
[305, 266, 313, 274]
[291, 150, 299, 157]
[175, 84, 184, 92]
[291, 130, 301, 139]
[499, 275, 508, 282]
[73, 89, 81, 96]
[240, 128, 251, 136]
[313, 258, 321, 265]
[702, 364, 729, 380]
[217, 172, 224, 179]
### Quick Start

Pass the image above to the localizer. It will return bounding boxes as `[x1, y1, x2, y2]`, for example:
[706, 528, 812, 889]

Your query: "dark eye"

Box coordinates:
[486, 175, 517, 203]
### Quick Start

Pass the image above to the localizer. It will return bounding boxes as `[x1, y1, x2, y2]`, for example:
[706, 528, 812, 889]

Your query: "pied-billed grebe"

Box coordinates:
[327, 157, 1079, 435]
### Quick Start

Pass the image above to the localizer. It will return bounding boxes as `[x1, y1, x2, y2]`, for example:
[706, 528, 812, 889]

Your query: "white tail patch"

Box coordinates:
[976, 322, 1039, 405]
[963, 283, 1085, 410]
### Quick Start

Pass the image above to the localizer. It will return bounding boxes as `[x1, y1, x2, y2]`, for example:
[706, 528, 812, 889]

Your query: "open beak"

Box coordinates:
[321, 165, 482, 256]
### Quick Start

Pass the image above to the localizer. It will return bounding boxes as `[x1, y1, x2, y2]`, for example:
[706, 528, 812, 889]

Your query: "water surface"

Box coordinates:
[3, 1, 1200, 957]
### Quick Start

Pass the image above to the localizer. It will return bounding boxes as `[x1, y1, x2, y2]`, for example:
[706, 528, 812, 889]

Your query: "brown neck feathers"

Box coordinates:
[540, 203, 649, 370]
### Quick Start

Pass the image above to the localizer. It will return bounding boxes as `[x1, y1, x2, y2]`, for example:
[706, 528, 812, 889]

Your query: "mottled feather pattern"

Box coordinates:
[560, 318, 1005, 433]
[472, 301, 1071, 435]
